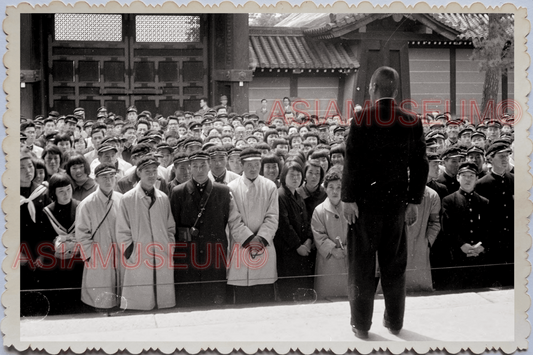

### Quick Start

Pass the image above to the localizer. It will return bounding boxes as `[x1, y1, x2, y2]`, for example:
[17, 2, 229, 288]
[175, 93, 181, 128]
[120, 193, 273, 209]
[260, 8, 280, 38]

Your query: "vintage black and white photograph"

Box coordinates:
[5, 2, 530, 353]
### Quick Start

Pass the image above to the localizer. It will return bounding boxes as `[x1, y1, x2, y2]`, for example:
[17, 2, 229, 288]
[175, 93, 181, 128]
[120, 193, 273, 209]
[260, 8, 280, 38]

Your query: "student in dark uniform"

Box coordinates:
[342, 66, 428, 338]
[167, 152, 191, 196]
[436, 147, 465, 196]
[170, 151, 247, 307]
[441, 162, 491, 290]
[426, 153, 448, 201]
[475, 142, 514, 287]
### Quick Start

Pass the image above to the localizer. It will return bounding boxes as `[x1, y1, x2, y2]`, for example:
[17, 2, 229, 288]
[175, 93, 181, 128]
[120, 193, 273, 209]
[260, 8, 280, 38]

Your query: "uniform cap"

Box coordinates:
[188, 151, 210, 161]
[458, 127, 474, 137]
[172, 154, 189, 165]
[426, 152, 442, 161]
[440, 146, 465, 160]
[94, 164, 117, 177]
[136, 155, 160, 170]
[471, 131, 486, 140]
[457, 161, 478, 175]
[466, 146, 485, 156]
[486, 142, 512, 156]
[239, 147, 262, 161]
[97, 144, 118, 155]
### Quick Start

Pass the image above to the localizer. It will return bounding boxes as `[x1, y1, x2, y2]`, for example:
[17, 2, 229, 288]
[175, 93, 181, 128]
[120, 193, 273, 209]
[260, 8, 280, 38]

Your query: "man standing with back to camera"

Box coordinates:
[342, 66, 428, 339]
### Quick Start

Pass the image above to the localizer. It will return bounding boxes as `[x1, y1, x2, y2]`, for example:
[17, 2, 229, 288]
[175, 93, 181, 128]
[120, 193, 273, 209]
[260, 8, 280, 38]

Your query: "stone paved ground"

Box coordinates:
[20, 289, 514, 347]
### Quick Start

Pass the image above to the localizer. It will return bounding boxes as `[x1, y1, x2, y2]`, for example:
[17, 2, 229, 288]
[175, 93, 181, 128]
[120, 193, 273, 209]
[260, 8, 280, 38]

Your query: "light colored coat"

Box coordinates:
[405, 186, 441, 291]
[311, 198, 348, 299]
[227, 175, 279, 286]
[76, 188, 123, 309]
[116, 184, 176, 310]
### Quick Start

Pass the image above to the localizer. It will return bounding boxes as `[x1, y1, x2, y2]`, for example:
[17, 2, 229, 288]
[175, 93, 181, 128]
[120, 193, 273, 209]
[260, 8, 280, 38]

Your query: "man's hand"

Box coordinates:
[296, 244, 310, 256]
[471, 244, 484, 257]
[343, 202, 359, 224]
[405, 203, 418, 226]
[330, 248, 346, 259]
[461, 243, 474, 257]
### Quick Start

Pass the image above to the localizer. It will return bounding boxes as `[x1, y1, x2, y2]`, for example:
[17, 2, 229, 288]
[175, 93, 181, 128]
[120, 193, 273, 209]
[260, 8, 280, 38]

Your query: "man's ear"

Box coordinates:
[136, 169, 141, 179]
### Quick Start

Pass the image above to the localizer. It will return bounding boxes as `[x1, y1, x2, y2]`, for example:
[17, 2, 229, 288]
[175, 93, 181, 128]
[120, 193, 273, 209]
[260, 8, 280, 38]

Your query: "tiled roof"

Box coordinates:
[428, 13, 513, 40]
[277, 13, 509, 41]
[249, 27, 359, 70]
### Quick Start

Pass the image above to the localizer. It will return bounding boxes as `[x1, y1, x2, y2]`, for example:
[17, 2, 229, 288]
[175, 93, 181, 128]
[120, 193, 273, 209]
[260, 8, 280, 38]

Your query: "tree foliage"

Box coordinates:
[471, 14, 514, 72]
[249, 13, 292, 27]
[470, 14, 514, 118]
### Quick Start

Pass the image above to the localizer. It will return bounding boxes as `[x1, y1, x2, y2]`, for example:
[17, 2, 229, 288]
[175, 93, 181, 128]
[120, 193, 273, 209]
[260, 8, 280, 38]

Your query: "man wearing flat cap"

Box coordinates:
[167, 152, 191, 195]
[444, 119, 461, 148]
[170, 151, 248, 306]
[441, 161, 491, 289]
[89, 140, 132, 180]
[465, 146, 487, 179]
[76, 163, 123, 310]
[116, 155, 176, 311]
[471, 131, 487, 150]
[206, 146, 240, 185]
[227, 148, 279, 304]
[436, 146, 465, 196]
[475, 142, 514, 287]
[457, 127, 474, 149]
[117, 147, 169, 195]
[486, 120, 502, 144]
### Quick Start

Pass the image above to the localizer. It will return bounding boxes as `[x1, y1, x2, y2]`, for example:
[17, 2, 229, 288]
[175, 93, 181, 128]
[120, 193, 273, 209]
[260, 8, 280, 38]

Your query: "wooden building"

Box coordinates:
[20, 13, 253, 120]
[21, 12, 513, 122]
[248, 13, 514, 120]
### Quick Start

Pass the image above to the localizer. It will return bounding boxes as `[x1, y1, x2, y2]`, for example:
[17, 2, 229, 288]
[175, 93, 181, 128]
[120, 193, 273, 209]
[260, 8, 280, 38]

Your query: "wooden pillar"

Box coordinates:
[20, 14, 46, 120]
[211, 14, 252, 114]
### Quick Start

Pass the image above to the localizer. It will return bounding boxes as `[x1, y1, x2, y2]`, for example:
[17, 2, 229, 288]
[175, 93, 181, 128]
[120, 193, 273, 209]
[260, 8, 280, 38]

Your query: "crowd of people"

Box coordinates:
[19, 99, 514, 315]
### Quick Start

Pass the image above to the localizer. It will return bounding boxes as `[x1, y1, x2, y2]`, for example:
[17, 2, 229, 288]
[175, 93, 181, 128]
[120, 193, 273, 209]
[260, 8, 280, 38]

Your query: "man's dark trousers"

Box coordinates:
[348, 201, 407, 332]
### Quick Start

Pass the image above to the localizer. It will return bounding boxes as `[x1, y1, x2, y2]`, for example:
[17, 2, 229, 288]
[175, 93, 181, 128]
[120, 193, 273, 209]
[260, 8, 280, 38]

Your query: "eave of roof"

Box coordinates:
[249, 27, 360, 70]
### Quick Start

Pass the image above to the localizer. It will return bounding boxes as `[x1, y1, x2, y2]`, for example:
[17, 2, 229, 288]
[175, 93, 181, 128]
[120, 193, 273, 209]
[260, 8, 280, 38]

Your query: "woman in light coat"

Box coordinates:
[311, 168, 348, 299]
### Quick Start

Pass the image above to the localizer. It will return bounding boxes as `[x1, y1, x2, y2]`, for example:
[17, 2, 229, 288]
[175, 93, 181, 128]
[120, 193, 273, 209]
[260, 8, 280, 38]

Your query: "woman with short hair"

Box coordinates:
[274, 162, 315, 301]
[41, 172, 85, 314]
[64, 154, 96, 201]
[260, 154, 282, 187]
[42, 145, 64, 180]
[311, 168, 349, 299]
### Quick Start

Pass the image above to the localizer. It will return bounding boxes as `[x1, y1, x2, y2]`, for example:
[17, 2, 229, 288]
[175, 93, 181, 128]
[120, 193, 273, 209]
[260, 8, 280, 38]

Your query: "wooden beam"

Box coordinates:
[450, 47, 456, 116]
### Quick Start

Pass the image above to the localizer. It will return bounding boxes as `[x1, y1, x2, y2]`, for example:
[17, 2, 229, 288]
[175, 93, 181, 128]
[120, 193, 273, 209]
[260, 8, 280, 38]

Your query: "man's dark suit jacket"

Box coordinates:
[170, 179, 231, 283]
[341, 99, 428, 207]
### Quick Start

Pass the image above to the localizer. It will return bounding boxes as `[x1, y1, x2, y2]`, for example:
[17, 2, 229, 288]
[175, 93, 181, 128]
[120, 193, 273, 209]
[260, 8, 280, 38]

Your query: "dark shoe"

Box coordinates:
[383, 319, 401, 335]
[351, 326, 369, 339]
